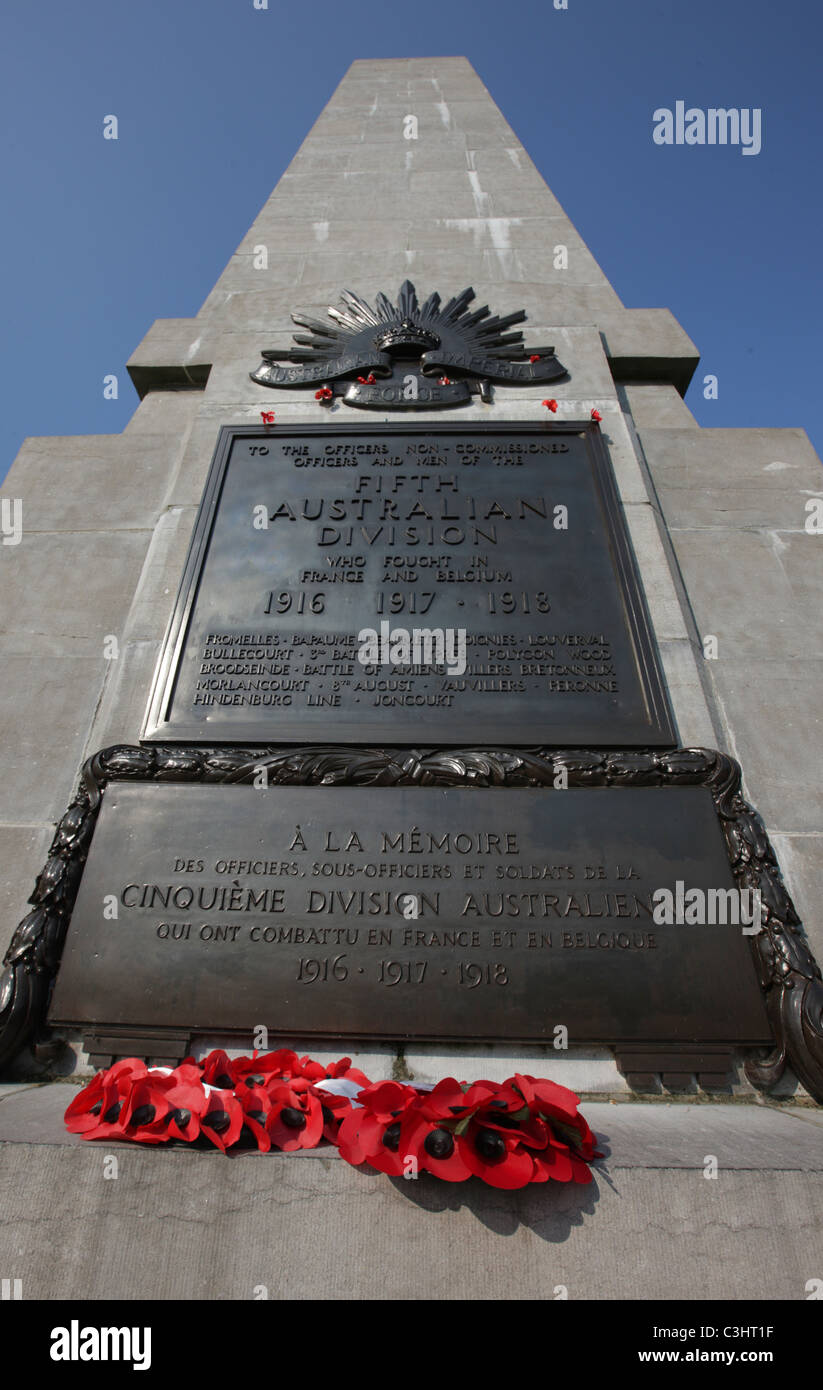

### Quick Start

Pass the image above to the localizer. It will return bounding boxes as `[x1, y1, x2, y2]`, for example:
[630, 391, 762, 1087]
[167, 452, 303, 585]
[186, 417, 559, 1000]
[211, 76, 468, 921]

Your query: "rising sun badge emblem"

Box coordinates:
[250, 279, 568, 409]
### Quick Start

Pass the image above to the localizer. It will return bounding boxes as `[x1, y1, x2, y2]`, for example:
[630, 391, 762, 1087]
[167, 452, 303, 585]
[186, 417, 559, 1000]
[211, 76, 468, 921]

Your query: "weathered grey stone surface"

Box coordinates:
[602, 310, 699, 395]
[655, 639, 723, 750]
[0, 531, 153, 657]
[81, 638, 163, 755]
[4, 434, 183, 530]
[0, 1095, 820, 1300]
[768, 834, 823, 965]
[633, 421, 823, 967]
[639, 426, 821, 529]
[619, 383, 698, 430]
[0, 655, 103, 825]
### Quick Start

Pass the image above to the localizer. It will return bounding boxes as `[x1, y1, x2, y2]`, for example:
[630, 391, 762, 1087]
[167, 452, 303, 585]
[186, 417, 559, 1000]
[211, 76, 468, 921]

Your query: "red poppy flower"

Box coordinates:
[439, 376, 451, 386]
[357, 1080, 418, 1123]
[309, 1062, 373, 1143]
[542, 398, 558, 412]
[260, 410, 275, 424]
[266, 1082, 324, 1151]
[159, 1064, 209, 1142]
[511, 1072, 580, 1122]
[200, 1049, 238, 1090]
[591, 408, 602, 422]
[459, 1121, 537, 1189]
[315, 386, 333, 402]
[337, 1106, 403, 1173]
[412, 1076, 499, 1124]
[336, 1079, 417, 1174]
[234, 1076, 274, 1152]
[320, 1055, 372, 1088]
[232, 1048, 305, 1086]
[64, 1079, 107, 1135]
[510, 1072, 599, 1181]
[147, 1067, 211, 1140]
[200, 1085, 245, 1153]
[116, 1075, 183, 1146]
[295, 1055, 327, 1084]
[64, 1058, 149, 1141]
[531, 1140, 593, 1184]
[396, 1107, 473, 1183]
[310, 1084, 354, 1144]
[529, 354, 540, 363]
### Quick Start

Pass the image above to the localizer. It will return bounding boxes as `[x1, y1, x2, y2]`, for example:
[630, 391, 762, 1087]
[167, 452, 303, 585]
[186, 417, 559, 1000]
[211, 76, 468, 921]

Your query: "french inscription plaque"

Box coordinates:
[49, 784, 770, 1047]
[142, 424, 674, 745]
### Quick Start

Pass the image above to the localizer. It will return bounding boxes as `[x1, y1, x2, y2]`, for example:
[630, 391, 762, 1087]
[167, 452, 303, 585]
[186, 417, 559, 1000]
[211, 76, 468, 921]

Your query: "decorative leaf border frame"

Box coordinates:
[1, 743, 822, 1102]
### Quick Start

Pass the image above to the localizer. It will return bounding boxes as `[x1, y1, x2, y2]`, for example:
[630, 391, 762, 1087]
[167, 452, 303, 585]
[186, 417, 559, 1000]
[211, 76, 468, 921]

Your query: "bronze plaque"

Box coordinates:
[49, 783, 770, 1047]
[142, 423, 674, 745]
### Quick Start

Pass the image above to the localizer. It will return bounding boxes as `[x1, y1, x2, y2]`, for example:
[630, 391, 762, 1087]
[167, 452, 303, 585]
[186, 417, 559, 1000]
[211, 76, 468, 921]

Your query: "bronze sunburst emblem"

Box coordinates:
[250, 279, 567, 409]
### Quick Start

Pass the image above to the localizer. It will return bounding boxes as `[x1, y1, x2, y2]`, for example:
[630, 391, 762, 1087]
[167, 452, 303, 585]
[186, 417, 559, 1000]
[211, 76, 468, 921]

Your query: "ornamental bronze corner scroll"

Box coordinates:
[250, 280, 568, 409]
[1, 744, 821, 1100]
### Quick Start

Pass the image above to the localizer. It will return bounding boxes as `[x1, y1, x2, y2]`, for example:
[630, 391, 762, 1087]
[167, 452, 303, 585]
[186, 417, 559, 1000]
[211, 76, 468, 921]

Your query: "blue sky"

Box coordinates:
[2, 0, 822, 480]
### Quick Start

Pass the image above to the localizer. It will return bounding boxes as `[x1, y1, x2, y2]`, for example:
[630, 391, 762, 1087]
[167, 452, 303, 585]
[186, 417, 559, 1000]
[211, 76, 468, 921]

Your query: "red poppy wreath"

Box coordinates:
[64, 1049, 600, 1189]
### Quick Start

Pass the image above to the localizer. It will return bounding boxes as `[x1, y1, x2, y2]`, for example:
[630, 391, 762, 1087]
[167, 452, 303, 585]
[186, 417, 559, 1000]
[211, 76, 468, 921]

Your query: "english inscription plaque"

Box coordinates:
[142, 423, 674, 745]
[49, 784, 769, 1048]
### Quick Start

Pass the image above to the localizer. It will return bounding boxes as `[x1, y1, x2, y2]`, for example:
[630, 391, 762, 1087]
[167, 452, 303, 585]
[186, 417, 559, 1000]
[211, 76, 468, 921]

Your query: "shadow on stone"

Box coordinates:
[385, 1169, 600, 1241]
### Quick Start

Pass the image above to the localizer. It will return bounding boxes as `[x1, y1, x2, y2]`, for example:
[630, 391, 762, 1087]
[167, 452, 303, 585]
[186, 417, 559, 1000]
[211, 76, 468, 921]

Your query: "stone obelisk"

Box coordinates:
[1, 58, 821, 1300]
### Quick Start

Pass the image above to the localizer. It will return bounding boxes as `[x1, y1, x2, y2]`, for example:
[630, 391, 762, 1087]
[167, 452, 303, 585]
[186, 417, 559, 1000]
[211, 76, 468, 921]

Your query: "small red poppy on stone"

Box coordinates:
[511, 1071, 599, 1182]
[296, 1055, 329, 1084]
[200, 1049, 237, 1091]
[231, 1048, 303, 1086]
[315, 386, 333, 403]
[529, 354, 540, 363]
[412, 1076, 499, 1124]
[64, 1057, 147, 1139]
[266, 1082, 324, 1152]
[200, 1086, 245, 1153]
[397, 1109, 473, 1183]
[116, 1075, 178, 1147]
[459, 1121, 538, 1189]
[542, 399, 558, 413]
[234, 1078, 274, 1152]
[311, 1084, 354, 1144]
[319, 1057, 372, 1090]
[161, 1064, 208, 1143]
[260, 410, 275, 425]
[336, 1079, 418, 1174]
[439, 376, 451, 386]
[591, 409, 602, 422]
